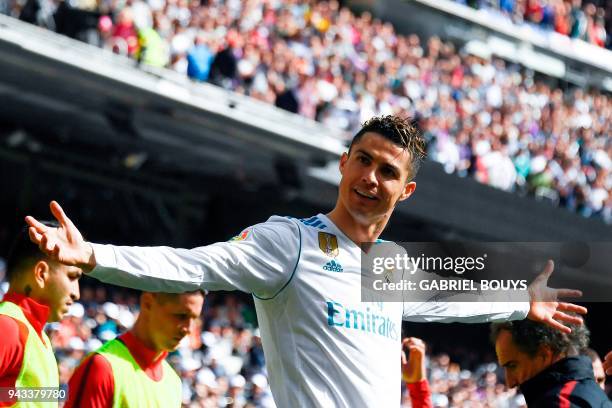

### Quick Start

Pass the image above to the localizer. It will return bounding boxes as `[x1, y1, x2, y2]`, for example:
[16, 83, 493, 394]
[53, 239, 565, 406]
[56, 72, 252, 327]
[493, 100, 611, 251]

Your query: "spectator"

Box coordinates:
[401, 337, 433, 408]
[227, 374, 247, 407]
[247, 373, 275, 408]
[274, 81, 299, 113]
[111, 7, 139, 56]
[570, 0, 589, 39]
[554, 1, 571, 35]
[524, 0, 544, 25]
[209, 36, 238, 87]
[479, 137, 518, 191]
[137, 11, 169, 67]
[187, 35, 215, 82]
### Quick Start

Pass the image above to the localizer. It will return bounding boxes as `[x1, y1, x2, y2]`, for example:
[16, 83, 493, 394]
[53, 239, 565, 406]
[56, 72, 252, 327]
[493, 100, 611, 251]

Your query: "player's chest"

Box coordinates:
[294, 230, 366, 300]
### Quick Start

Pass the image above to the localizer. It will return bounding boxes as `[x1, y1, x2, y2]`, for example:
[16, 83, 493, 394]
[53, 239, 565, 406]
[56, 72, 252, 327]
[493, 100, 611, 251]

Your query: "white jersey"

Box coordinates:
[90, 214, 529, 407]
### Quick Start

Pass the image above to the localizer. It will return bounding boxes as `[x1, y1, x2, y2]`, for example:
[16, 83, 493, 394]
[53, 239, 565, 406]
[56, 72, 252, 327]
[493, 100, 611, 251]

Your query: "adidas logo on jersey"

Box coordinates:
[323, 259, 343, 272]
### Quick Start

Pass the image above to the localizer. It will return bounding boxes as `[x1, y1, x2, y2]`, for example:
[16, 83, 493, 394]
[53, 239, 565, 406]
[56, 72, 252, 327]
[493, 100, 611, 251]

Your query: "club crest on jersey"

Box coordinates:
[318, 232, 339, 258]
[230, 229, 250, 242]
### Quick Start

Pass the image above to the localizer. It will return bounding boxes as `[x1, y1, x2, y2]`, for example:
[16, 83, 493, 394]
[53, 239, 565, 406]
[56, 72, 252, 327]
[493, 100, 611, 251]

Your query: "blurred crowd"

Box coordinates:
[456, 0, 611, 49]
[1, 0, 611, 221]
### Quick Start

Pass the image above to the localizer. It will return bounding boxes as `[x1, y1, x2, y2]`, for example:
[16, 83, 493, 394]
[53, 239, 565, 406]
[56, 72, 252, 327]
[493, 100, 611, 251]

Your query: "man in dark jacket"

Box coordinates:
[491, 318, 610, 407]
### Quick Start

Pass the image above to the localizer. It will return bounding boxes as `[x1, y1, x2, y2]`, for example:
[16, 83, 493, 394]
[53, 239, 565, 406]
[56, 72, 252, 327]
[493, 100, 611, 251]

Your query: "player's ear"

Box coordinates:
[33, 260, 50, 289]
[399, 181, 416, 202]
[141, 292, 155, 311]
[339, 152, 349, 175]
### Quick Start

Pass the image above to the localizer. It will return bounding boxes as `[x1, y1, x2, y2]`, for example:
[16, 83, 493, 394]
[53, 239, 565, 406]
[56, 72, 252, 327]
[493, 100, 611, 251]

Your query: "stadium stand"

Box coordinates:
[453, 0, 610, 49]
[1, 0, 610, 222]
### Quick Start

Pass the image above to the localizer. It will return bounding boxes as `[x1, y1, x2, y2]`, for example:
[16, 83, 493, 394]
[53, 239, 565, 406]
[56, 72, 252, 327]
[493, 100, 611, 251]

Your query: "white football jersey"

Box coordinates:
[90, 214, 529, 407]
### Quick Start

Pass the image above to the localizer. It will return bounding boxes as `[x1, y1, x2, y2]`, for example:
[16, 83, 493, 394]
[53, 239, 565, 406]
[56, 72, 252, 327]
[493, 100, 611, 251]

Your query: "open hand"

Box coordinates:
[527, 260, 587, 333]
[25, 201, 95, 271]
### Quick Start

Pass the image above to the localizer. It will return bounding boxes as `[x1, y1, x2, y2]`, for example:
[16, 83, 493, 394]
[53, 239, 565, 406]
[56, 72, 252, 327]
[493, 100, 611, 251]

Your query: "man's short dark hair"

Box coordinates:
[349, 115, 427, 180]
[6, 221, 59, 282]
[152, 289, 206, 304]
[490, 318, 590, 358]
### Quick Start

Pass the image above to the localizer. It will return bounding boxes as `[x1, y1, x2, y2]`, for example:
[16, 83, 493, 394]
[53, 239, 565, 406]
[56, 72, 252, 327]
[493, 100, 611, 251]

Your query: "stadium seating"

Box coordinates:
[3, 0, 609, 222]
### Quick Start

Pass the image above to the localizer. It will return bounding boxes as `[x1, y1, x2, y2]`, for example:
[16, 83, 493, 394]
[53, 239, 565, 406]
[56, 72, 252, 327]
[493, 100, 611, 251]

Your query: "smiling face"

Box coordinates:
[337, 132, 416, 225]
[592, 356, 605, 390]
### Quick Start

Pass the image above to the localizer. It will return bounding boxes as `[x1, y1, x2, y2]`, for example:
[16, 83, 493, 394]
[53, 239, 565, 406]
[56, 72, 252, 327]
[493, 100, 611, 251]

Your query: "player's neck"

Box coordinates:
[131, 318, 164, 357]
[327, 206, 389, 245]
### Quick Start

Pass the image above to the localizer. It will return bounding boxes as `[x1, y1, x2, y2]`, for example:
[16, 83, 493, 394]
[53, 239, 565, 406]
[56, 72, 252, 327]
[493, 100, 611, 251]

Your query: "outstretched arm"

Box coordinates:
[26, 201, 300, 297]
[403, 260, 586, 333]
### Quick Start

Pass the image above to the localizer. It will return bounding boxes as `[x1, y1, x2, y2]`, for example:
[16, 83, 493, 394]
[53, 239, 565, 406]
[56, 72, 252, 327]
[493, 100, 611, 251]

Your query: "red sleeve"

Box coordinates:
[407, 379, 433, 408]
[64, 354, 114, 408]
[0, 315, 27, 407]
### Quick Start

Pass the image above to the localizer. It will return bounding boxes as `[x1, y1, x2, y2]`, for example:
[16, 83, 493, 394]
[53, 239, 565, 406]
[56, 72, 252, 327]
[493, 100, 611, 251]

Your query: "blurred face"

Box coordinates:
[338, 132, 416, 224]
[495, 330, 553, 388]
[592, 357, 605, 390]
[34, 261, 82, 322]
[118, 9, 133, 25]
[145, 293, 204, 352]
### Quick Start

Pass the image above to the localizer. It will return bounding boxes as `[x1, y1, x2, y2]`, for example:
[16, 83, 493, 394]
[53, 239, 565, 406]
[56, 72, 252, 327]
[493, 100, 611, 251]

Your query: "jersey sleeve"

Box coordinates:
[64, 354, 114, 408]
[401, 299, 529, 323]
[88, 216, 300, 299]
[394, 246, 530, 323]
[401, 268, 530, 323]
